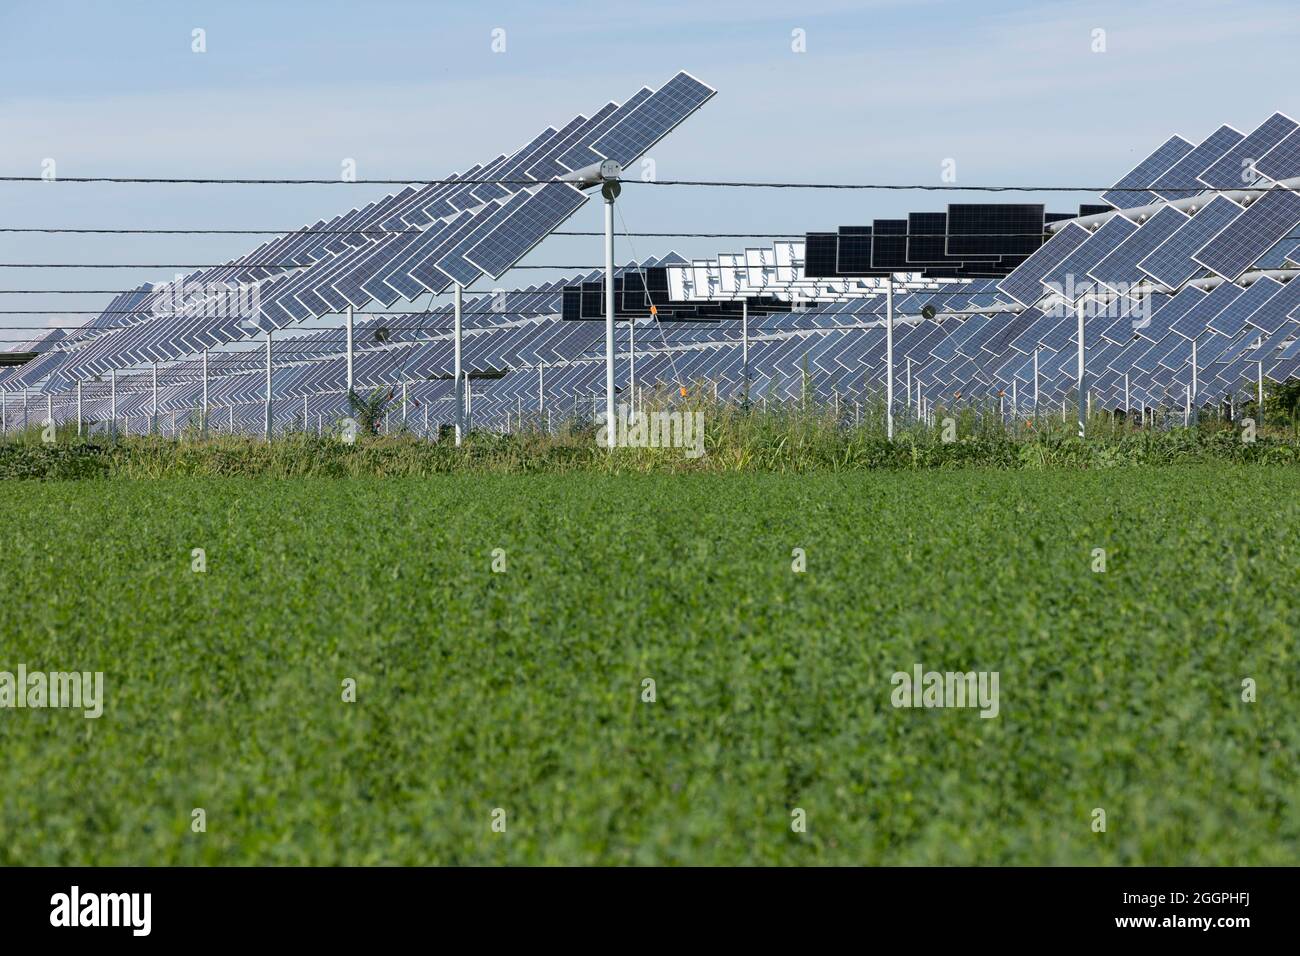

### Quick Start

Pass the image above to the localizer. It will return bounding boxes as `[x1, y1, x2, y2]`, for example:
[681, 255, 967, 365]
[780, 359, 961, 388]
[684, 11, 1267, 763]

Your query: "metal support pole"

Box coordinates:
[1033, 348, 1040, 417]
[23, 386, 28, 430]
[538, 364, 545, 412]
[1124, 372, 1130, 421]
[1011, 379, 1017, 419]
[1190, 337, 1199, 426]
[110, 371, 117, 437]
[264, 332, 273, 441]
[1258, 360, 1264, 416]
[1075, 300, 1086, 439]
[628, 316, 635, 415]
[76, 381, 82, 436]
[454, 283, 464, 446]
[603, 192, 616, 448]
[201, 347, 209, 435]
[345, 305, 354, 396]
[303, 393, 309, 431]
[741, 298, 750, 404]
[151, 362, 159, 434]
[906, 356, 913, 422]
[47, 393, 53, 433]
[885, 275, 895, 440]
[402, 382, 408, 425]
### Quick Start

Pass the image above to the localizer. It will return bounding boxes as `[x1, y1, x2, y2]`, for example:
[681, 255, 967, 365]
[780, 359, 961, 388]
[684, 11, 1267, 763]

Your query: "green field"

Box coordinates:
[1, 465, 1296, 864]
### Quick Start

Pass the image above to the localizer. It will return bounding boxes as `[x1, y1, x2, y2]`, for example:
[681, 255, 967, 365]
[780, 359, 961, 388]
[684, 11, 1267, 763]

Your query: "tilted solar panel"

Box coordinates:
[1137, 196, 1244, 288]
[1192, 188, 1300, 280]
[1100, 135, 1195, 208]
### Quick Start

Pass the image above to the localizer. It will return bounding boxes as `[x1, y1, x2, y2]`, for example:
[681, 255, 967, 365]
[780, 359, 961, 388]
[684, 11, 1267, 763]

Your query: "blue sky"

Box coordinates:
[1, 0, 1297, 342]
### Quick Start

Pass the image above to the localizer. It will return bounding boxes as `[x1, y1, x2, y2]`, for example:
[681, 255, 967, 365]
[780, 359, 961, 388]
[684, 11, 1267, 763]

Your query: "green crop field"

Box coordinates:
[1, 464, 1296, 865]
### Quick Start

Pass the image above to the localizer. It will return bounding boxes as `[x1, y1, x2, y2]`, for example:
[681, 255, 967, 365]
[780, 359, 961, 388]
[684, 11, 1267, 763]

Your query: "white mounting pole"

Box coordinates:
[1033, 348, 1040, 416]
[264, 331, 273, 441]
[1011, 378, 1017, 419]
[604, 192, 616, 448]
[22, 386, 28, 429]
[110, 370, 117, 436]
[151, 362, 159, 434]
[885, 275, 895, 440]
[201, 347, 209, 434]
[1124, 372, 1130, 420]
[454, 283, 464, 446]
[303, 393, 309, 431]
[1190, 336, 1199, 426]
[906, 356, 913, 421]
[47, 393, 53, 432]
[345, 305, 354, 395]
[538, 363, 545, 412]
[1257, 361, 1264, 413]
[1075, 300, 1086, 439]
[742, 298, 750, 404]
[628, 317, 635, 418]
[76, 381, 82, 436]
[402, 381, 408, 425]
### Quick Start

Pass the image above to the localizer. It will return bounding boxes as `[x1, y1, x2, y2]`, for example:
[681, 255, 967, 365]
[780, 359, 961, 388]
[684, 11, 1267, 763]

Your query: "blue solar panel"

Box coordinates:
[1087, 206, 1190, 292]
[997, 223, 1091, 306]
[1199, 112, 1298, 188]
[1206, 275, 1283, 336]
[1038, 215, 1136, 300]
[1101, 135, 1194, 208]
[1254, 126, 1300, 183]
[1167, 280, 1241, 339]
[466, 184, 588, 278]
[1192, 188, 1300, 280]
[1149, 125, 1244, 200]
[1137, 196, 1243, 288]
[590, 72, 716, 166]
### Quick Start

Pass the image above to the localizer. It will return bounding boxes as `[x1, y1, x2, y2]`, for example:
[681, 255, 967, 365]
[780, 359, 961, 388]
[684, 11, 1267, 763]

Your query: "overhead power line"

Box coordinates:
[0, 173, 1295, 193]
[0, 227, 803, 238]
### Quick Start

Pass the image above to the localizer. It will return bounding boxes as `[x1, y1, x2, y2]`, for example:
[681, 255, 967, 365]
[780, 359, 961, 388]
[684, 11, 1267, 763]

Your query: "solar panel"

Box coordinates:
[1086, 206, 1190, 292]
[1191, 188, 1300, 280]
[1037, 215, 1137, 301]
[1100, 135, 1195, 208]
[947, 204, 1044, 257]
[467, 183, 589, 278]
[1205, 275, 1283, 336]
[590, 72, 716, 165]
[1149, 125, 1243, 200]
[996, 223, 1091, 306]
[1137, 196, 1244, 288]
[1253, 127, 1300, 183]
[1199, 112, 1299, 188]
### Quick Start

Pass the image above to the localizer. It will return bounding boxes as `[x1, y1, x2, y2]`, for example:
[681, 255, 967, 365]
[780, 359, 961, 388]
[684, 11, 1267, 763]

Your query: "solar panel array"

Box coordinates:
[5, 102, 1300, 436]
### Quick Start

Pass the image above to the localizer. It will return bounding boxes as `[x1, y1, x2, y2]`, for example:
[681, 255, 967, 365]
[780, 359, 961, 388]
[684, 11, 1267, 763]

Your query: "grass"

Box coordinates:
[0, 465, 1296, 864]
[4, 404, 1300, 479]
